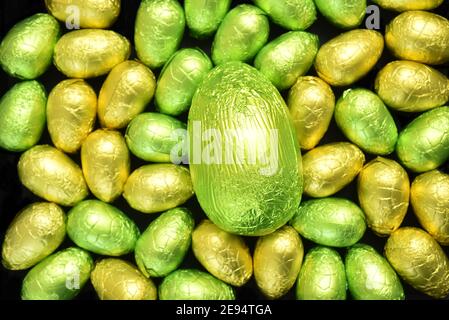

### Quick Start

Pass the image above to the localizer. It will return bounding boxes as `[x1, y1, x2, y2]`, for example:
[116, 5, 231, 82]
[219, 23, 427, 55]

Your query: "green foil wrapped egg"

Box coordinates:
[67, 200, 139, 256]
[252, 0, 316, 31]
[385, 11, 449, 65]
[185, 0, 231, 38]
[18, 145, 88, 206]
[254, 31, 319, 90]
[291, 198, 366, 247]
[296, 246, 346, 300]
[254, 226, 304, 299]
[192, 219, 253, 287]
[123, 164, 194, 214]
[375, 60, 449, 113]
[81, 129, 130, 203]
[288, 76, 335, 150]
[212, 5, 269, 65]
[47, 79, 97, 154]
[385, 227, 449, 299]
[372, 0, 444, 11]
[188, 62, 302, 236]
[91, 259, 157, 300]
[0, 81, 46, 152]
[411, 170, 449, 245]
[125, 112, 186, 163]
[0, 13, 60, 79]
[45, 0, 121, 29]
[22, 247, 93, 300]
[302, 142, 365, 197]
[358, 157, 410, 236]
[135, 208, 194, 277]
[2, 202, 66, 270]
[396, 106, 449, 172]
[314, 0, 366, 29]
[54, 29, 130, 78]
[159, 269, 235, 300]
[346, 244, 404, 300]
[335, 88, 398, 155]
[315, 29, 384, 86]
[135, 0, 185, 69]
[98, 60, 156, 129]
[156, 48, 213, 116]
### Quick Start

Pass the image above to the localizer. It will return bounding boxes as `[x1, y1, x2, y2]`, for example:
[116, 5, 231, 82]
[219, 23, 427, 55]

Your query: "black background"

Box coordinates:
[1, 0, 449, 301]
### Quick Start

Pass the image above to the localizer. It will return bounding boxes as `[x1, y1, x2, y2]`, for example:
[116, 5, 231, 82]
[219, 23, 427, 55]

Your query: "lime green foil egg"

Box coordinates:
[212, 4, 269, 65]
[185, 0, 232, 39]
[0, 81, 46, 152]
[135, 0, 185, 69]
[0, 13, 60, 79]
[67, 200, 139, 256]
[314, 0, 366, 29]
[21, 247, 93, 300]
[372, 0, 444, 11]
[159, 269, 235, 300]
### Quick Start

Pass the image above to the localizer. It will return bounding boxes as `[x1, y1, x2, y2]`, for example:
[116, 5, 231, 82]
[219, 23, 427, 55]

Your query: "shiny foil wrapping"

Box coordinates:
[411, 170, 449, 245]
[346, 244, 404, 300]
[185, 0, 231, 38]
[254, 226, 304, 299]
[212, 5, 269, 65]
[0, 13, 60, 79]
[53, 29, 130, 78]
[135, 208, 194, 277]
[288, 76, 335, 150]
[302, 142, 365, 197]
[18, 145, 88, 206]
[385, 227, 449, 299]
[159, 269, 235, 300]
[396, 106, 449, 173]
[91, 259, 157, 300]
[335, 88, 398, 155]
[192, 220, 252, 287]
[314, 29, 384, 86]
[47, 79, 97, 153]
[0, 81, 47, 152]
[67, 200, 139, 256]
[291, 198, 366, 247]
[254, 31, 319, 90]
[314, 0, 366, 29]
[188, 62, 302, 236]
[386, 11, 449, 65]
[81, 130, 130, 202]
[156, 48, 212, 116]
[2, 202, 66, 270]
[358, 157, 410, 236]
[296, 247, 346, 300]
[123, 164, 194, 214]
[125, 112, 186, 163]
[45, 0, 121, 29]
[21, 247, 93, 300]
[253, 0, 316, 31]
[98, 60, 156, 129]
[375, 60, 449, 113]
[135, 0, 185, 69]
[372, 0, 444, 11]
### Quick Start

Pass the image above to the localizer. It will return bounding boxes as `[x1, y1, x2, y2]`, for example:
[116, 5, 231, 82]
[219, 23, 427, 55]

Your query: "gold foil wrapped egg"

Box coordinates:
[98, 60, 156, 129]
[47, 79, 97, 153]
[385, 227, 449, 299]
[314, 29, 384, 86]
[254, 226, 304, 299]
[358, 157, 410, 236]
[91, 259, 157, 300]
[18, 145, 88, 206]
[192, 219, 253, 287]
[81, 129, 130, 203]
[372, 0, 444, 12]
[45, 0, 121, 29]
[411, 170, 449, 245]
